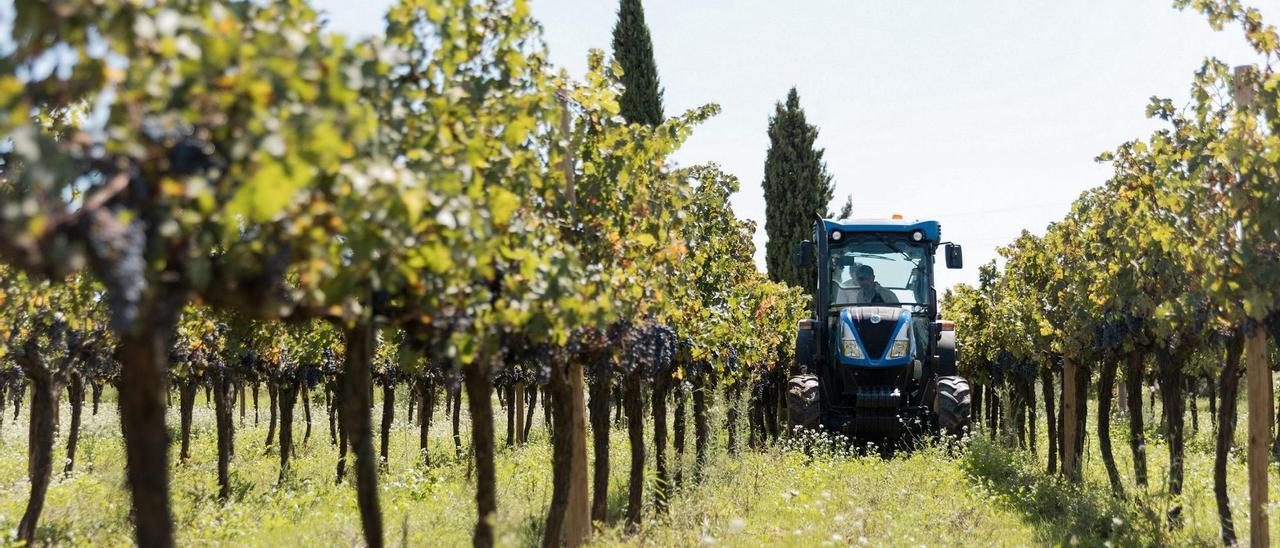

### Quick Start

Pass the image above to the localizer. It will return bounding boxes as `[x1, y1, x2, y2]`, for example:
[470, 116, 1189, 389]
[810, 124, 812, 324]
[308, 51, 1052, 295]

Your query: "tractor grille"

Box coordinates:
[853, 317, 897, 359]
[855, 386, 902, 408]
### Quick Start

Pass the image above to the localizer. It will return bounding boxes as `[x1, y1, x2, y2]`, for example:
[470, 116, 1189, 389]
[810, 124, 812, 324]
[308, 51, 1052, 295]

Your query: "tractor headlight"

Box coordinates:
[888, 340, 910, 359]
[841, 339, 864, 359]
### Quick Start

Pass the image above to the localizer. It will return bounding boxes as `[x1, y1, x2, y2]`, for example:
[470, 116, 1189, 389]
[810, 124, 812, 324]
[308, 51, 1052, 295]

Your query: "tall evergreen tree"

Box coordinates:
[763, 87, 834, 295]
[611, 0, 664, 125]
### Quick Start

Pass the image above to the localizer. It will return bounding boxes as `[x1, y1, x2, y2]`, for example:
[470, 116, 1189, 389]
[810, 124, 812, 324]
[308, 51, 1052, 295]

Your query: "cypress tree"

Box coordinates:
[611, 0, 664, 126]
[762, 87, 834, 295]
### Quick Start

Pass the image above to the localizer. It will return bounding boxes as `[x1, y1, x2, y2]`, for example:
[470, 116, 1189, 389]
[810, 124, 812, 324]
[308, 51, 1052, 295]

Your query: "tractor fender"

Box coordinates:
[935, 329, 957, 377]
[795, 319, 816, 373]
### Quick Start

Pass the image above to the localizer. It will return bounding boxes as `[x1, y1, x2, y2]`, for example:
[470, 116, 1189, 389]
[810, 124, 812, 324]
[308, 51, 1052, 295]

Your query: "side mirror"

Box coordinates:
[945, 243, 963, 269]
[793, 241, 815, 269]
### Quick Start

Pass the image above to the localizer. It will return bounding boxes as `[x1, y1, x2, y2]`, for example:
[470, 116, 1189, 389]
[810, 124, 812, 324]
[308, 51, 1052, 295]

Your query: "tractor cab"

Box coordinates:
[789, 217, 971, 440]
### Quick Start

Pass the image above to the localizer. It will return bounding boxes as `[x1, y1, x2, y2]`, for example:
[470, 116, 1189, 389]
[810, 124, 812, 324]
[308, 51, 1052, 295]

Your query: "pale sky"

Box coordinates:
[315, 0, 1269, 290]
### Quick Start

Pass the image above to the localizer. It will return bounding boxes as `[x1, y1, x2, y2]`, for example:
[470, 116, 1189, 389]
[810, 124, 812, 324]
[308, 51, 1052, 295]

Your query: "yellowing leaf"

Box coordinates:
[160, 177, 185, 198]
[490, 188, 520, 226]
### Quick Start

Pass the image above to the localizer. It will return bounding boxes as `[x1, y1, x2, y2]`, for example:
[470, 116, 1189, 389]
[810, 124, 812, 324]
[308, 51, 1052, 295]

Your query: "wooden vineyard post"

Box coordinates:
[1245, 330, 1271, 548]
[1117, 378, 1127, 416]
[1061, 358, 1080, 481]
[564, 358, 590, 546]
[559, 95, 590, 547]
[515, 382, 526, 444]
[1233, 64, 1270, 548]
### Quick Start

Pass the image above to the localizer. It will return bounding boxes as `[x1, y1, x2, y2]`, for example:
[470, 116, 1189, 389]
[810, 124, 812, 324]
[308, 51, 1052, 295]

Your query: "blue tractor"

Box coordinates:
[788, 216, 971, 440]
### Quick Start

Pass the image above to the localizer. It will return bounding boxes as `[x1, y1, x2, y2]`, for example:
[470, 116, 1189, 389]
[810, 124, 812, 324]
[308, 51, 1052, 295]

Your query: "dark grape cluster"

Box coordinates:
[79, 327, 119, 386]
[304, 348, 338, 389]
[989, 351, 1037, 383]
[492, 340, 538, 388]
[618, 322, 676, 380]
[723, 346, 740, 376]
[163, 137, 215, 178]
[1091, 310, 1146, 360]
[372, 353, 400, 386]
[520, 342, 555, 387]
[1266, 312, 1280, 344]
[0, 364, 24, 408]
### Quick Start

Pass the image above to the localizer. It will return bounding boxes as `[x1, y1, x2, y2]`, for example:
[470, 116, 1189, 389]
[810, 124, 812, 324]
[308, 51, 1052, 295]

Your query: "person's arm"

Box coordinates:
[880, 285, 900, 304]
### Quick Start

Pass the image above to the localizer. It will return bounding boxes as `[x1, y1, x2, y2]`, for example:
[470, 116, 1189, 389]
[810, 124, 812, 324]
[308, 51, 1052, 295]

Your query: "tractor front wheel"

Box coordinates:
[786, 374, 820, 433]
[934, 376, 971, 437]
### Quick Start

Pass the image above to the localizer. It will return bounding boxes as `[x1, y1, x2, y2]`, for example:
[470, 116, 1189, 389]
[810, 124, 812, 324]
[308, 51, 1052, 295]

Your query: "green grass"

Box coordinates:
[0, 388, 1276, 546]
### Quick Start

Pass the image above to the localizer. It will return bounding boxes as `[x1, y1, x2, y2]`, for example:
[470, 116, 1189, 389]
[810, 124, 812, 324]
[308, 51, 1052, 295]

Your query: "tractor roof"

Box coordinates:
[821, 218, 942, 241]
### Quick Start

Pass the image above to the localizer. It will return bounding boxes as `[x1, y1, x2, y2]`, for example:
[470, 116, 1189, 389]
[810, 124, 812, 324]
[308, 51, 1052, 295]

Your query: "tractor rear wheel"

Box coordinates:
[935, 376, 971, 437]
[786, 374, 820, 433]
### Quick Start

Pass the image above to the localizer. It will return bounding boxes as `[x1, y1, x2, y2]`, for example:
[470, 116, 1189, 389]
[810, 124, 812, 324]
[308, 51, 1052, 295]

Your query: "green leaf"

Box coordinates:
[421, 243, 453, 275]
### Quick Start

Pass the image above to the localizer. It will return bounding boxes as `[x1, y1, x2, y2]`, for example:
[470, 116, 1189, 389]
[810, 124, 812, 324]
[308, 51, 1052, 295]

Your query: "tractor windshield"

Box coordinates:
[829, 237, 928, 308]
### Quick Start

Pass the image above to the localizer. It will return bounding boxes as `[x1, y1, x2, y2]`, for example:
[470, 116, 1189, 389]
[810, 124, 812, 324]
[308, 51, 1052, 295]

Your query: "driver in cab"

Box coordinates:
[850, 264, 898, 305]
